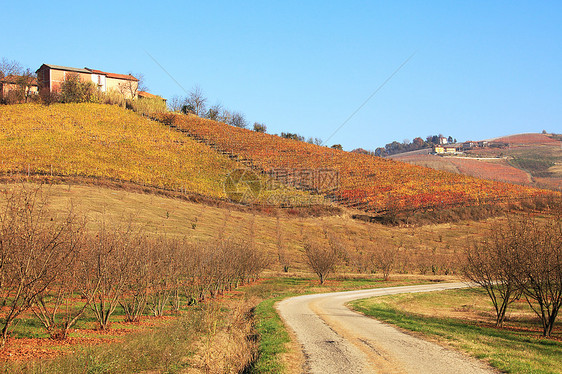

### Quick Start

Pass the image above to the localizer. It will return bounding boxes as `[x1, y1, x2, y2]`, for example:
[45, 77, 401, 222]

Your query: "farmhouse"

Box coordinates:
[36, 64, 139, 98]
[462, 141, 477, 150]
[434, 144, 459, 154]
[85, 68, 139, 98]
[0, 74, 38, 102]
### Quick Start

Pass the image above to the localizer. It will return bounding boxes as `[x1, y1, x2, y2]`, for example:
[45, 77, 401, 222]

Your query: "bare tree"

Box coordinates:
[117, 72, 145, 99]
[276, 217, 289, 272]
[304, 241, 339, 285]
[507, 217, 562, 337]
[182, 85, 207, 117]
[147, 238, 175, 317]
[207, 103, 224, 121]
[307, 137, 323, 146]
[464, 230, 521, 327]
[218, 108, 233, 124]
[0, 57, 22, 78]
[168, 95, 184, 112]
[81, 222, 135, 330]
[253, 122, 267, 133]
[373, 240, 400, 281]
[119, 235, 150, 322]
[0, 186, 84, 346]
[229, 111, 248, 128]
[15, 69, 37, 103]
[31, 245, 98, 340]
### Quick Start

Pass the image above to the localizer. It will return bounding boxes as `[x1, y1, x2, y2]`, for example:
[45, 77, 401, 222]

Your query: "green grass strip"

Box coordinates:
[351, 295, 562, 374]
[248, 294, 294, 374]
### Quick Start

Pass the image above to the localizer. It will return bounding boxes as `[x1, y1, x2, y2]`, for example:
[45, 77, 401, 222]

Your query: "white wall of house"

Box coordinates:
[91, 74, 107, 92]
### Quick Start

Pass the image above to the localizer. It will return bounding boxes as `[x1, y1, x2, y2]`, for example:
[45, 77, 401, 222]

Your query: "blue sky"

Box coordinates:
[2, 1, 561, 150]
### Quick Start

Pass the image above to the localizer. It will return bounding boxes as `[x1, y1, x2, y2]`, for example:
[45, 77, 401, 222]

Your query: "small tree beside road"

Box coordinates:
[464, 230, 521, 327]
[465, 216, 562, 336]
[304, 241, 339, 285]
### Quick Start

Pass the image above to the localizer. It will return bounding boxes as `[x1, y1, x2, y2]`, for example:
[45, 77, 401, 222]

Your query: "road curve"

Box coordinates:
[276, 282, 495, 374]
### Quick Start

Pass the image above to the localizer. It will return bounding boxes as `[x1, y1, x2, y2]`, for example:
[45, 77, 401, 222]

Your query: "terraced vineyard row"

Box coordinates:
[155, 112, 548, 212]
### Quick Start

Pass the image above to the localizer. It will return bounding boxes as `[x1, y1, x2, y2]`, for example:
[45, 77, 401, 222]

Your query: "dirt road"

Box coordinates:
[276, 282, 495, 374]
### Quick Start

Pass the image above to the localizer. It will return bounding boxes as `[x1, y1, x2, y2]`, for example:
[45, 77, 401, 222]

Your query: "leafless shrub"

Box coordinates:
[119, 235, 151, 322]
[374, 240, 400, 281]
[31, 248, 95, 339]
[39, 87, 60, 105]
[464, 229, 522, 327]
[81, 222, 136, 330]
[304, 241, 340, 285]
[0, 186, 270, 344]
[0, 185, 85, 345]
[507, 217, 562, 337]
[147, 238, 177, 317]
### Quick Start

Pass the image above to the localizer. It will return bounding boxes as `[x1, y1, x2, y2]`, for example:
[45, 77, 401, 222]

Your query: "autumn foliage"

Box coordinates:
[0, 104, 240, 197]
[154, 112, 551, 212]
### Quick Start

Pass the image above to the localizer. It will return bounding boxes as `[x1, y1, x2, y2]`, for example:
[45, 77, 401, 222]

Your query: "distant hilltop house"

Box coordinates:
[433, 144, 459, 154]
[434, 140, 491, 154]
[0, 74, 38, 102]
[36, 64, 140, 98]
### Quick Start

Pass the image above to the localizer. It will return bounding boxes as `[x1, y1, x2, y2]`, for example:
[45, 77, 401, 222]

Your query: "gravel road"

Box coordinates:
[276, 282, 495, 374]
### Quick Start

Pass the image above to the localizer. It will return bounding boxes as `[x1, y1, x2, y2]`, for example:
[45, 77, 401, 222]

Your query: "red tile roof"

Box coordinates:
[86, 68, 138, 81]
[35, 64, 139, 82]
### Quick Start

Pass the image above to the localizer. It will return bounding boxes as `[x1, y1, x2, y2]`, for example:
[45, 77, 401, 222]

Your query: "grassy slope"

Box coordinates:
[0, 103, 316, 205]
[15, 183, 502, 272]
[0, 103, 238, 197]
[351, 288, 562, 374]
[0, 104, 553, 213]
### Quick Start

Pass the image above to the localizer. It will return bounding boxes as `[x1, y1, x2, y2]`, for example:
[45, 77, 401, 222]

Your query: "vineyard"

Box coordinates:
[0, 104, 313, 205]
[0, 104, 554, 213]
[448, 158, 532, 185]
[154, 112, 548, 212]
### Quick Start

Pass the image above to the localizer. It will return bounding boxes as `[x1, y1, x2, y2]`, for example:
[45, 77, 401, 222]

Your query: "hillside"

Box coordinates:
[154, 112, 546, 212]
[391, 133, 562, 190]
[488, 132, 560, 144]
[0, 104, 554, 214]
[10, 183, 497, 272]
[0, 103, 314, 205]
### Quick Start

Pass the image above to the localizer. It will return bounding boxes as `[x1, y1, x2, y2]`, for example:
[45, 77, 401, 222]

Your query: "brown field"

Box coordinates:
[490, 133, 561, 145]
[389, 153, 532, 185]
[448, 157, 531, 184]
[21, 183, 493, 272]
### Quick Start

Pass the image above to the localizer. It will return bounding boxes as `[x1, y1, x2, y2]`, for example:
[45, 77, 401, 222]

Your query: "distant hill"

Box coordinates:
[487, 133, 560, 145]
[391, 133, 561, 190]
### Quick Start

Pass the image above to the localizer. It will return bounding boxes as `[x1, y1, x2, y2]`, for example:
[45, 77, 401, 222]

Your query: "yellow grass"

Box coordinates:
[0, 103, 316, 205]
[5, 182, 502, 273]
